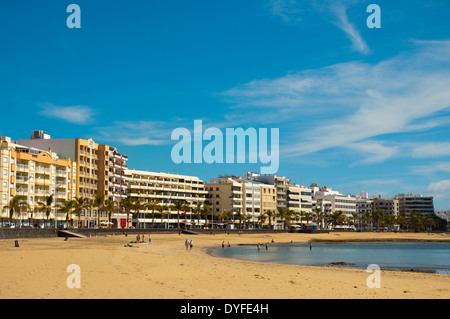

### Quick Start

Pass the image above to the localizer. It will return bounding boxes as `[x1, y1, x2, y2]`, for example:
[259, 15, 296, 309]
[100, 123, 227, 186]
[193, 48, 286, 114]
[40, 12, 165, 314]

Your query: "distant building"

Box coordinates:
[394, 194, 434, 216]
[371, 195, 399, 216]
[243, 172, 312, 227]
[310, 184, 356, 219]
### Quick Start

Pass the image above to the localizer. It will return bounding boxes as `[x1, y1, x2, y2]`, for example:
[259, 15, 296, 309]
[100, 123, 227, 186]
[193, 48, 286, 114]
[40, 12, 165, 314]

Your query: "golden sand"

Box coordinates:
[0, 231, 449, 299]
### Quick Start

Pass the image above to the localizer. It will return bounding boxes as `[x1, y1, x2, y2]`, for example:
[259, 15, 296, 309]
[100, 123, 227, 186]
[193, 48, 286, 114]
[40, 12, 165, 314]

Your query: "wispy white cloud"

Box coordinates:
[411, 162, 450, 175]
[266, 0, 370, 54]
[426, 179, 450, 202]
[93, 120, 175, 146]
[347, 141, 399, 165]
[39, 103, 95, 125]
[267, 0, 304, 24]
[222, 40, 450, 163]
[411, 142, 450, 158]
[328, 3, 370, 54]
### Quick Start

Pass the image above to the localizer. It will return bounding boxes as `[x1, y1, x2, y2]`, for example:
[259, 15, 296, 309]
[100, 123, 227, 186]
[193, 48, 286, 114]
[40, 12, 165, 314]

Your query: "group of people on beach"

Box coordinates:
[136, 234, 152, 244]
[221, 241, 231, 248]
[185, 238, 193, 250]
[125, 234, 152, 247]
[257, 242, 269, 251]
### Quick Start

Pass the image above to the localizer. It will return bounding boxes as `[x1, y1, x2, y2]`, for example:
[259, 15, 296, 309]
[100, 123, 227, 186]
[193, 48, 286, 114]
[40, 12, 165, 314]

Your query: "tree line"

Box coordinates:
[2, 194, 447, 231]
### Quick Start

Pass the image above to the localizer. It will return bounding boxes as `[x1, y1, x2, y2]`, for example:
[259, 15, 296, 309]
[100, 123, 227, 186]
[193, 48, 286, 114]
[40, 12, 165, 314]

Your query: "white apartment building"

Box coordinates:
[125, 169, 207, 228]
[310, 185, 357, 219]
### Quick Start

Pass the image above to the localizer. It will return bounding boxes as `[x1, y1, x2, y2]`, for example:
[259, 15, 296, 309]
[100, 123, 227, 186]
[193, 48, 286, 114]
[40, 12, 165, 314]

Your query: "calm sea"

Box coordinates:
[213, 241, 450, 274]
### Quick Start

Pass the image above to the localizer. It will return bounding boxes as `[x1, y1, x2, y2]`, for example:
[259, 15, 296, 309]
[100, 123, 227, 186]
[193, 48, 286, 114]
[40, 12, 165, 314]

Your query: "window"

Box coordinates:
[3, 181, 7, 188]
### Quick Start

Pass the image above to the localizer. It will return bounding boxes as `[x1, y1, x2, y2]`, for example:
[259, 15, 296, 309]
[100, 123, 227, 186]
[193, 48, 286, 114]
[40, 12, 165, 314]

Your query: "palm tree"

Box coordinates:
[313, 207, 324, 230]
[157, 203, 168, 228]
[258, 212, 267, 228]
[3, 195, 27, 227]
[92, 194, 105, 229]
[181, 202, 191, 229]
[222, 210, 232, 229]
[372, 209, 384, 231]
[396, 215, 407, 231]
[408, 210, 423, 232]
[172, 200, 184, 229]
[58, 199, 75, 229]
[329, 210, 345, 229]
[194, 202, 202, 228]
[146, 199, 158, 228]
[363, 211, 373, 231]
[234, 210, 244, 229]
[38, 195, 54, 228]
[202, 204, 211, 228]
[73, 196, 89, 228]
[423, 214, 436, 232]
[120, 196, 134, 229]
[351, 212, 359, 230]
[132, 199, 144, 229]
[27, 204, 36, 228]
[303, 212, 312, 228]
[266, 210, 274, 229]
[383, 215, 396, 232]
[277, 207, 286, 229]
[284, 209, 294, 228]
[103, 199, 114, 228]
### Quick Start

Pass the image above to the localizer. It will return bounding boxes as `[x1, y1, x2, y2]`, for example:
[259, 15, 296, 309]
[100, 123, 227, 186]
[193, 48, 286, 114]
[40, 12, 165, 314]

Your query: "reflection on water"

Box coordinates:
[213, 241, 450, 274]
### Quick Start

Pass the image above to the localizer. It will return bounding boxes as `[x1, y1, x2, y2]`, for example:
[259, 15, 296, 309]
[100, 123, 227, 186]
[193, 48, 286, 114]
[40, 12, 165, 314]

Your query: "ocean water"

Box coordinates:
[213, 241, 450, 274]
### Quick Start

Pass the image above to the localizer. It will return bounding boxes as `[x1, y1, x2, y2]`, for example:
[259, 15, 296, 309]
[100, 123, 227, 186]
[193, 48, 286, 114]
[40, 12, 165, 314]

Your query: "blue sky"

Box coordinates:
[1, 0, 450, 209]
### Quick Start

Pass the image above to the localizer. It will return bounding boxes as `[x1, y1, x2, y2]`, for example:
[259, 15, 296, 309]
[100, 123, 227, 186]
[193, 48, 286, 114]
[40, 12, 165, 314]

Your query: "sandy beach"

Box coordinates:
[0, 231, 449, 299]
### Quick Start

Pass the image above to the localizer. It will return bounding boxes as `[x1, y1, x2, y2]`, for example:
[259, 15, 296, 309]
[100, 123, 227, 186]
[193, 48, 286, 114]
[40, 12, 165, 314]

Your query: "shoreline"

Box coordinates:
[206, 236, 450, 275]
[1, 231, 449, 299]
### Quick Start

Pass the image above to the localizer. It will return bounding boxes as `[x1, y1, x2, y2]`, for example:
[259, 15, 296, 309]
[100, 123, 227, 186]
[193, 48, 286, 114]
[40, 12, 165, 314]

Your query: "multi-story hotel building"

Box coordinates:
[206, 177, 243, 227]
[395, 194, 434, 216]
[208, 176, 264, 228]
[249, 173, 291, 210]
[125, 169, 207, 228]
[208, 176, 296, 228]
[287, 185, 313, 215]
[311, 185, 357, 220]
[1, 136, 74, 227]
[243, 172, 312, 227]
[371, 195, 398, 216]
[16, 130, 127, 228]
[108, 146, 128, 205]
[260, 184, 277, 216]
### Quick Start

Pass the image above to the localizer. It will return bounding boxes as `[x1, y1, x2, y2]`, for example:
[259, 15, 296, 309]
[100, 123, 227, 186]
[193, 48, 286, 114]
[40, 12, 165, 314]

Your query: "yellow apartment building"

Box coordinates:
[17, 131, 127, 228]
[0, 136, 74, 227]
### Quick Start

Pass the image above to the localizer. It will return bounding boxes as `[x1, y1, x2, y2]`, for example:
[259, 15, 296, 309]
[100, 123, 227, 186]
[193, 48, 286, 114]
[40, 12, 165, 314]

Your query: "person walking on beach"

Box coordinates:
[190, 239, 193, 249]
[149, 235, 152, 244]
[222, 241, 225, 249]
[310, 241, 312, 251]
[257, 243, 261, 252]
[265, 242, 269, 250]
[185, 238, 189, 250]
